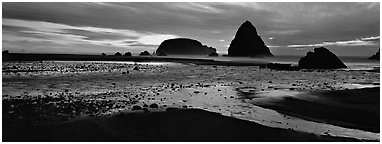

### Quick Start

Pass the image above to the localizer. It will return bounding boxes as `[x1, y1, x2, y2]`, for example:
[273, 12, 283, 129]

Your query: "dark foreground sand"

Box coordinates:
[3, 108, 363, 142]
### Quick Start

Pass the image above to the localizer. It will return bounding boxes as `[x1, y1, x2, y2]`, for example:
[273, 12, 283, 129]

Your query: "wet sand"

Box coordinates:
[2, 59, 380, 141]
[3, 108, 363, 142]
[249, 87, 380, 132]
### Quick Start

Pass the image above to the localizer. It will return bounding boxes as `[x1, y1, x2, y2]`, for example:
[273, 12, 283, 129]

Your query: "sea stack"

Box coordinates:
[228, 21, 273, 57]
[156, 38, 216, 55]
[298, 47, 347, 69]
[368, 49, 380, 60]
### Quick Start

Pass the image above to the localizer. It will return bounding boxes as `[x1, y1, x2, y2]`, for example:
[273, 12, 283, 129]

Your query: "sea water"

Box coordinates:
[47, 55, 380, 70]
[160, 55, 380, 70]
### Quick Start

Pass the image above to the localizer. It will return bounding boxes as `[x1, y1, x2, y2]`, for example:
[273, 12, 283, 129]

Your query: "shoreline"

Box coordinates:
[3, 53, 269, 66]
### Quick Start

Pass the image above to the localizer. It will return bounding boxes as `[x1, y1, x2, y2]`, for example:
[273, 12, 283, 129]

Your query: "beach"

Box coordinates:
[2, 55, 380, 141]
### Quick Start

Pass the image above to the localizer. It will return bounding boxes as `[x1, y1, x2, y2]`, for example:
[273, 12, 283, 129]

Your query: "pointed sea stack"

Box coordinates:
[156, 38, 216, 55]
[298, 47, 347, 69]
[228, 21, 273, 57]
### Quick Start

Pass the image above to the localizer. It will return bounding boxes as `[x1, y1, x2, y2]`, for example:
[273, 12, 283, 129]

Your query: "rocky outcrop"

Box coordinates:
[298, 47, 347, 69]
[124, 52, 132, 56]
[3, 50, 9, 55]
[208, 52, 219, 57]
[139, 51, 151, 56]
[228, 21, 273, 57]
[114, 52, 122, 56]
[369, 49, 379, 60]
[156, 38, 216, 55]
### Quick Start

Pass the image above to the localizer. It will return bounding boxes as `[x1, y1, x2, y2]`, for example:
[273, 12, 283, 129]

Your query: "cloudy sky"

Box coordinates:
[2, 2, 380, 56]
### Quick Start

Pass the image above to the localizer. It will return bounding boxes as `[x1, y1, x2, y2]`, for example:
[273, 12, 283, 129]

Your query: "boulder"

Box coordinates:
[114, 52, 122, 56]
[149, 103, 159, 109]
[124, 52, 132, 56]
[139, 51, 151, 56]
[132, 105, 142, 111]
[208, 52, 219, 57]
[3, 50, 10, 55]
[369, 49, 379, 60]
[156, 38, 216, 55]
[228, 21, 273, 57]
[298, 47, 347, 69]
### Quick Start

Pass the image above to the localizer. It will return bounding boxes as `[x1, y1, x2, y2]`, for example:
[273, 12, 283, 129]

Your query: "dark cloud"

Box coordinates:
[3, 25, 33, 32]
[62, 29, 138, 41]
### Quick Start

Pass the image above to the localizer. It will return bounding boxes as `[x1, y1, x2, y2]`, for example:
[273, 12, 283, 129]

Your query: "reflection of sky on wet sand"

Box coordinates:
[135, 83, 379, 141]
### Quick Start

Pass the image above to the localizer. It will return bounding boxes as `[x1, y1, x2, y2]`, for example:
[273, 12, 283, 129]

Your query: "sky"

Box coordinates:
[2, 2, 380, 56]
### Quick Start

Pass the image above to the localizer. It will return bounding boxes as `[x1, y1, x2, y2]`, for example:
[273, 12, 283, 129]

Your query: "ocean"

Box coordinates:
[157, 55, 380, 70]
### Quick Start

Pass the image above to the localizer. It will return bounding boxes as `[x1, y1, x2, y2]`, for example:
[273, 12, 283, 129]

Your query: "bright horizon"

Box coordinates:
[2, 2, 380, 56]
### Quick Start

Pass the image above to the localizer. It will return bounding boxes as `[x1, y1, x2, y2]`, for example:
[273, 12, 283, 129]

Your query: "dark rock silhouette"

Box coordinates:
[132, 105, 142, 110]
[156, 38, 216, 55]
[228, 21, 273, 57]
[101, 53, 107, 56]
[149, 103, 159, 108]
[369, 49, 379, 60]
[124, 52, 132, 56]
[3, 50, 9, 55]
[266, 63, 300, 71]
[208, 52, 219, 57]
[114, 52, 122, 56]
[157, 51, 167, 56]
[139, 51, 151, 56]
[298, 47, 347, 69]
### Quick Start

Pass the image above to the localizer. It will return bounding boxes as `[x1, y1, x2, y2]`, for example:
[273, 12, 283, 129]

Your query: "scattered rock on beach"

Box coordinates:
[114, 52, 122, 56]
[149, 103, 159, 108]
[124, 52, 132, 56]
[139, 51, 151, 56]
[298, 47, 347, 69]
[142, 108, 150, 113]
[132, 105, 143, 110]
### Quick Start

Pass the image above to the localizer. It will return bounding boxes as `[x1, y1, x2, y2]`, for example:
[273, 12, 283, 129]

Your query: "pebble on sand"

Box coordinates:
[149, 103, 159, 108]
[132, 105, 142, 110]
